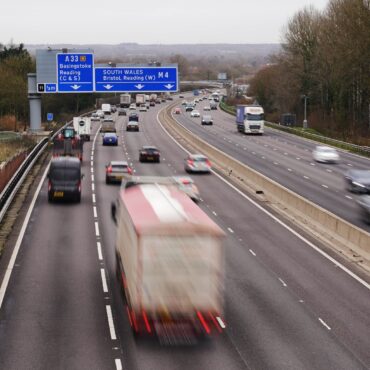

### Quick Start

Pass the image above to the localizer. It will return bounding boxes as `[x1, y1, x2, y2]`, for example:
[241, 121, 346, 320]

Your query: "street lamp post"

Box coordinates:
[302, 95, 308, 129]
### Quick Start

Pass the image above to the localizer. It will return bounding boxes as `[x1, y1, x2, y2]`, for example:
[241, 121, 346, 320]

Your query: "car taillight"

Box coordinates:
[187, 160, 194, 166]
[127, 167, 132, 175]
[206, 160, 211, 167]
[107, 166, 112, 173]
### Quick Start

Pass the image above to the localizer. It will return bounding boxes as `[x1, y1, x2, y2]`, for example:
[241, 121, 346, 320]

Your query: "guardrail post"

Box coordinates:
[28, 73, 42, 132]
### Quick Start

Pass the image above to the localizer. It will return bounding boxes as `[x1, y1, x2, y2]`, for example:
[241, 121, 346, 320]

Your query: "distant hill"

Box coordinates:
[26, 43, 281, 66]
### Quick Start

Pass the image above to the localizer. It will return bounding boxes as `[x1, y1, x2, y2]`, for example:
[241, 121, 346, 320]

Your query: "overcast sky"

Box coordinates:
[1, 0, 329, 45]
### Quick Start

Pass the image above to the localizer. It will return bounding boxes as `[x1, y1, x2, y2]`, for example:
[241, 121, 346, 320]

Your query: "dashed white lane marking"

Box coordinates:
[304, 176, 310, 179]
[326, 169, 332, 173]
[91, 156, 94, 161]
[212, 211, 217, 216]
[274, 162, 279, 165]
[91, 174, 94, 182]
[273, 148, 277, 151]
[91, 161, 93, 167]
[236, 143, 239, 147]
[345, 195, 353, 200]
[106, 305, 117, 340]
[243, 148, 247, 150]
[287, 168, 292, 172]
[227, 227, 234, 233]
[319, 318, 331, 330]
[92, 183, 95, 192]
[284, 152, 288, 155]
[93, 206, 97, 218]
[296, 157, 301, 160]
[279, 278, 287, 287]
[252, 152, 256, 155]
[101, 269, 108, 293]
[95, 221, 100, 237]
[249, 249, 256, 256]
[310, 163, 315, 166]
[97, 242, 103, 260]
[115, 359, 123, 370]
[347, 164, 353, 167]
[92, 193, 96, 204]
[91, 167, 94, 173]
[322, 184, 329, 189]
[261, 156, 265, 159]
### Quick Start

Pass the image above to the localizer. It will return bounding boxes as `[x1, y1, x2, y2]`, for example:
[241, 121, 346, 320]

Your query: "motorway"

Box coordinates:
[0, 98, 369, 369]
[173, 98, 370, 231]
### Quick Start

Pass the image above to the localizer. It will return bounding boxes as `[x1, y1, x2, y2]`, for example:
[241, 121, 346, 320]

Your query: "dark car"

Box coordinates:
[106, 160, 132, 184]
[128, 112, 139, 122]
[48, 157, 83, 203]
[103, 132, 118, 146]
[357, 195, 370, 224]
[149, 101, 155, 107]
[185, 105, 194, 112]
[118, 108, 127, 116]
[344, 169, 370, 193]
[126, 121, 139, 131]
[139, 146, 160, 163]
[201, 115, 213, 125]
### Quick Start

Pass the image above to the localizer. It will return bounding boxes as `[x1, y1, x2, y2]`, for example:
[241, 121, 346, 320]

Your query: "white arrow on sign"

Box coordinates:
[164, 84, 174, 89]
[135, 84, 145, 90]
[103, 84, 114, 90]
[71, 85, 81, 90]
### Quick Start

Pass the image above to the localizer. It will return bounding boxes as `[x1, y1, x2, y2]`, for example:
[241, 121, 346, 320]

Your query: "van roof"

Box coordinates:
[50, 157, 81, 168]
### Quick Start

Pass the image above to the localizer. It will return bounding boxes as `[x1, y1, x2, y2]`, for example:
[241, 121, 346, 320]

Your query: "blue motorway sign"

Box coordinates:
[57, 53, 94, 92]
[94, 66, 178, 92]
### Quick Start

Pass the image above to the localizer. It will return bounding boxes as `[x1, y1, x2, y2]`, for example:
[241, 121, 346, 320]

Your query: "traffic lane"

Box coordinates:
[174, 112, 369, 230]
[137, 110, 370, 368]
[95, 109, 251, 370]
[0, 134, 116, 369]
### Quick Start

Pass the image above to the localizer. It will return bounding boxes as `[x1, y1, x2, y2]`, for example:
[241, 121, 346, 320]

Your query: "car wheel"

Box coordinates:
[48, 192, 53, 203]
[106, 177, 110, 184]
[75, 193, 81, 203]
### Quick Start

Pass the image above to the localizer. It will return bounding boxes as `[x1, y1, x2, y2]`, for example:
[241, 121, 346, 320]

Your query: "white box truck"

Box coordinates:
[236, 105, 265, 134]
[120, 94, 131, 108]
[135, 94, 145, 106]
[101, 103, 112, 115]
[73, 117, 91, 141]
[112, 180, 226, 341]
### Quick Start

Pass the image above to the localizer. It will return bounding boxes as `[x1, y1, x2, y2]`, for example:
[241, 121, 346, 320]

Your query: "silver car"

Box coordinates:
[312, 146, 340, 163]
[105, 161, 132, 184]
[184, 154, 212, 173]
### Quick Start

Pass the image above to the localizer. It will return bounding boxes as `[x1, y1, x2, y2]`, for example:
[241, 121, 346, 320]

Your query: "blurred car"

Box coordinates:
[179, 94, 184, 98]
[102, 132, 118, 146]
[91, 113, 100, 121]
[173, 176, 200, 202]
[203, 106, 211, 111]
[155, 98, 161, 104]
[126, 121, 139, 131]
[191, 110, 200, 117]
[139, 104, 147, 112]
[149, 101, 155, 107]
[174, 107, 181, 114]
[185, 105, 194, 112]
[201, 115, 213, 125]
[128, 112, 139, 122]
[181, 100, 188, 106]
[96, 110, 104, 118]
[105, 160, 132, 184]
[111, 106, 117, 113]
[145, 102, 150, 109]
[103, 115, 114, 123]
[313, 146, 340, 163]
[161, 98, 166, 103]
[118, 108, 127, 116]
[344, 169, 370, 193]
[357, 195, 370, 224]
[139, 146, 160, 163]
[184, 154, 211, 173]
[129, 104, 136, 110]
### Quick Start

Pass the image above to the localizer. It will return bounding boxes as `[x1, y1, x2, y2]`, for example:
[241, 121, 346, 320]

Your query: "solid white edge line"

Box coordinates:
[101, 268, 108, 293]
[115, 359, 123, 370]
[0, 163, 50, 308]
[106, 305, 117, 340]
[97, 241, 103, 260]
[156, 108, 370, 291]
[319, 318, 331, 330]
[95, 221, 100, 237]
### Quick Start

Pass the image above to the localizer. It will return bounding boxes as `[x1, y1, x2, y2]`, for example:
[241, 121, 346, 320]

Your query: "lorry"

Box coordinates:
[73, 117, 91, 141]
[136, 94, 146, 107]
[101, 103, 112, 115]
[236, 105, 265, 134]
[112, 179, 226, 341]
[52, 127, 83, 161]
[149, 94, 158, 102]
[120, 94, 131, 108]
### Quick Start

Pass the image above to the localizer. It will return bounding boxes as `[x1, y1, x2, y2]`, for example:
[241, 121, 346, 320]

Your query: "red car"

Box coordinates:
[174, 107, 181, 114]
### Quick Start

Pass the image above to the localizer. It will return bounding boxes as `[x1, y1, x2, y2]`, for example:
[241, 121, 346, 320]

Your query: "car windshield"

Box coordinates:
[105, 133, 116, 137]
[246, 113, 264, 121]
[318, 147, 336, 152]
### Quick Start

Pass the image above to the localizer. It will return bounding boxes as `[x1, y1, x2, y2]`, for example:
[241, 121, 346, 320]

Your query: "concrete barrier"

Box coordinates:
[160, 106, 370, 262]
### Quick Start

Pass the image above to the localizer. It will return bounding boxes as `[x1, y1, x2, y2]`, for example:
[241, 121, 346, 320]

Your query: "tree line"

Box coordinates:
[248, 0, 370, 141]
